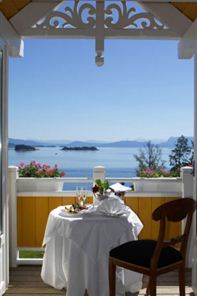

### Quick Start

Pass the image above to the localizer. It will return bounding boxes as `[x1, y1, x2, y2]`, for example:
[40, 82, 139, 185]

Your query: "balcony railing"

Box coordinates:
[8, 166, 194, 269]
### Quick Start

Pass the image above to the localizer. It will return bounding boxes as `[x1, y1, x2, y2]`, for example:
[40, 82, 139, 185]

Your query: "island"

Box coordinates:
[15, 144, 37, 152]
[61, 146, 98, 151]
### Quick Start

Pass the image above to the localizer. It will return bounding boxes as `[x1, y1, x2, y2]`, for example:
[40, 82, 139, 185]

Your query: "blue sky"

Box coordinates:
[9, 38, 194, 142]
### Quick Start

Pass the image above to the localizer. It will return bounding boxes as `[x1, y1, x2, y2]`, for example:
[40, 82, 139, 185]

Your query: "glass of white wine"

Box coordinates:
[76, 186, 85, 207]
[76, 186, 81, 204]
[81, 188, 87, 205]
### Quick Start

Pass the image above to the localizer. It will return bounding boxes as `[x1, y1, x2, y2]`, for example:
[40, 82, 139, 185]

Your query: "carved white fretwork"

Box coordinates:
[35, 1, 164, 31]
[35, 2, 96, 29]
[31, 1, 169, 65]
[10, 1, 190, 65]
[104, 2, 164, 30]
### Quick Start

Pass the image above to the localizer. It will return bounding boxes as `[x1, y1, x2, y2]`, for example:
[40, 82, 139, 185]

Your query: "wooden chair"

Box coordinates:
[109, 198, 196, 296]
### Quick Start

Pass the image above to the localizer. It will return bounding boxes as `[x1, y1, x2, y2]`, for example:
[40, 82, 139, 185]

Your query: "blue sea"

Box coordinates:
[8, 147, 171, 190]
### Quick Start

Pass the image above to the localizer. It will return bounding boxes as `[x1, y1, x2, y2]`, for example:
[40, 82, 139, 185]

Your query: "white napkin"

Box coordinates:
[110, 182, 131, 193]
[96, 197, 130, 216]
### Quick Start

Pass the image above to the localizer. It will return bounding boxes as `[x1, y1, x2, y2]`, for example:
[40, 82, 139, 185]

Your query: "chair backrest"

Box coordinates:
[151, 198, 196, 266]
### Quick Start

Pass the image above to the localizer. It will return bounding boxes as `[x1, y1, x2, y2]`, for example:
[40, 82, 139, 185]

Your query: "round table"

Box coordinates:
[41, 205, 143, 296]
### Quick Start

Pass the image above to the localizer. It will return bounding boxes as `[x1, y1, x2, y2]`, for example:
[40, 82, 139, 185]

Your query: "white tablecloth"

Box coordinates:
[41, 205, 143, 296]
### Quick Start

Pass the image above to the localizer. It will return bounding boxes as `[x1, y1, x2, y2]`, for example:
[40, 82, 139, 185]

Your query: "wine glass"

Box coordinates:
[81, 188, 87, 205]
[76, 186, 85, 207]
[76, 186, 81, 205]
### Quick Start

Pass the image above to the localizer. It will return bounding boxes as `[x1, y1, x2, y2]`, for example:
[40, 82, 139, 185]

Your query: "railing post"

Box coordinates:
[92, 166, 105, 204]
[93, 166, 105, 183]
[181, 166, 193, 268]
[181, 166, 193, 198]
[8, 166, 18, 267]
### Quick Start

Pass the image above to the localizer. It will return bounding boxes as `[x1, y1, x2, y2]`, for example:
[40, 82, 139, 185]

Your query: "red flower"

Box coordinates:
[43, 164, 50, 169]
[18, 161, 65, 178]
[46, 170, 53, 176]
[92, 185, 99, 193]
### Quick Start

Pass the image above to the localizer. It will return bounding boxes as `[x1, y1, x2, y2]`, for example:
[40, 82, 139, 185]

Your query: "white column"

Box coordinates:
[8, 166, 18, 267]
[192, 54, 197, 295]
[0, 43, 9, 295]
[181, 166, 194, 267]
[93, 166, 105, 183]
[194, 55, 197, 210]
[181, 166, 193, 198]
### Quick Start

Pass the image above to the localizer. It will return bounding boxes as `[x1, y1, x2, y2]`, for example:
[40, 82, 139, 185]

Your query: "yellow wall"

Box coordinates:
[17, 196, 92, 247]
[17, 196, 181, 247]
[124, 196, 181, 240]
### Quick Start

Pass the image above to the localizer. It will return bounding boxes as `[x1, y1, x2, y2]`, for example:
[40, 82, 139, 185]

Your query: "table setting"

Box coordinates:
[41, 182, 143, 296]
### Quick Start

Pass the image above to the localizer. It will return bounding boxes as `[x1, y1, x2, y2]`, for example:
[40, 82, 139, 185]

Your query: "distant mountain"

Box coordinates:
[8, 136, 194, 149]
[99, 140, 146, 148]
[68, 140, 147, 148]
[8, 138, 70, 147]
[9, 138, 48, 147]
[42, 139, 71, 146]
[160, 136, 193, 147]
[67, 137, 193, 148]
[85, 140, 110, 144]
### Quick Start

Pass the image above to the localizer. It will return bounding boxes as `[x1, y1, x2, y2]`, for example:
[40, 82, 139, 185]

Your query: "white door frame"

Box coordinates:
[0, 38, 9, 296]
[192, 54, 197, 296]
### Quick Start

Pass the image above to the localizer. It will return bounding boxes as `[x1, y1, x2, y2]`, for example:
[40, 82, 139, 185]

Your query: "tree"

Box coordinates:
[134, 141, 165, 176]
[169, 135, 193, 174]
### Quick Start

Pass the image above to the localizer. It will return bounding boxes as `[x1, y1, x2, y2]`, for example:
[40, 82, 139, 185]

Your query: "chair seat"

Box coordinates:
[110, 240, 182, 268]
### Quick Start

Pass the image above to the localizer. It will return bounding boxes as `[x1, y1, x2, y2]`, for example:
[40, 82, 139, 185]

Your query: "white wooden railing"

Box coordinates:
[8, 165, 195, 269]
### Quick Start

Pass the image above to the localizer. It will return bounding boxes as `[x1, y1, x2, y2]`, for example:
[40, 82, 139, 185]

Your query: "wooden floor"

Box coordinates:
[4, 265, 194, 296]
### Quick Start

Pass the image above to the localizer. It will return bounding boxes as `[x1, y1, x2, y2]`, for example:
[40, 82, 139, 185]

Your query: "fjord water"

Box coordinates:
[8, 146, 171, 176]
[8, 147, 171, 190]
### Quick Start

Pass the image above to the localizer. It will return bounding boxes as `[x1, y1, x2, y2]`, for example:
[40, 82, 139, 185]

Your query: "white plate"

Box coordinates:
[59, 209, 84, 217]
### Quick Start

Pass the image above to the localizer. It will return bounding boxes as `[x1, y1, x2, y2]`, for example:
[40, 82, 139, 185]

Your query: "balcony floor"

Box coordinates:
[4, 265, 193, 296]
